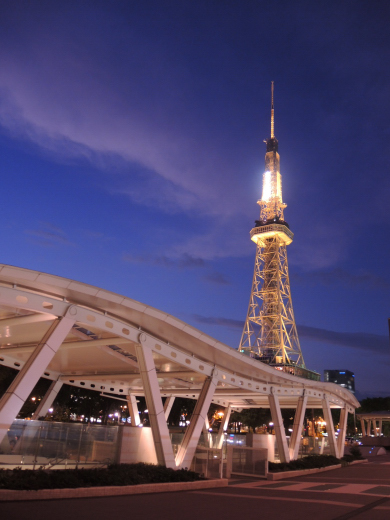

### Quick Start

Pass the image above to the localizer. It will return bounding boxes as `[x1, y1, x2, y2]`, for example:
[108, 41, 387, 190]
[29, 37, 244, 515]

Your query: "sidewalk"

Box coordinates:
[1, 454, 390, 520]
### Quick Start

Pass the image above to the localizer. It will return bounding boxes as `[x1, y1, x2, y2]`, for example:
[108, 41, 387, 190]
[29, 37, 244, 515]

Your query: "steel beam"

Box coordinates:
[163, 396, 175, 421]
[202, 416, 213, 448]
[0, 313, 55, 328]
[216, 404, 232, 449]
[268, 389, 290, 463]
[0, 336, 132, 355]
[126, 394, 140, 426]
[135, 338, 175, 468]
[32, 379, 63, 420]
[175, 372, 218, 469]
[289, 391, 307, 460]
[337, 406, 348, 457]
[0, 309, 76, 444]
[322, 394, 338, 458]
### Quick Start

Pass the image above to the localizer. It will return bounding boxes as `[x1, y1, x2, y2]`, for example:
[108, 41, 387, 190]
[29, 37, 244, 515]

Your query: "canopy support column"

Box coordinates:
[269, 389, 290, 463]
[163, 396, 175, 421]
[32, 379, 63, 420]
[127, 394, 140, 426]
[175, 372, 218, 469]
[0, 310, 76, 444]
[337, 406, 348, 457]
[216, 404, 232, 449]
[135, 338, 175, 468]
[289, 392, 307, 460]
[203, 416, 213, 448]
[322, 394, 338, 458]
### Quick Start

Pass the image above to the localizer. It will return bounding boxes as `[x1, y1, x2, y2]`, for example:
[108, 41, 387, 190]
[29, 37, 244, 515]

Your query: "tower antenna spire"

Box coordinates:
[270, 81, 275, 139]
[238, 83, 321, 381]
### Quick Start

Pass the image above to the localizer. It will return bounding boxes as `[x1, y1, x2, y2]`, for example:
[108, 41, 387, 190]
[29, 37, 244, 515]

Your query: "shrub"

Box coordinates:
[269, 454, 340, 473]
[0, 463, 203, 490]
[349, 446, 363, 459]
[341, 454, 354, 463]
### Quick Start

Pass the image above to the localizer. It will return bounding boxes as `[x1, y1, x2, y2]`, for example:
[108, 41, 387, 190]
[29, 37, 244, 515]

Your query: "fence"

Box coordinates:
[191, 447, 223, 479]
[226, 445, 268, 478]
[0, 419, 119, 468]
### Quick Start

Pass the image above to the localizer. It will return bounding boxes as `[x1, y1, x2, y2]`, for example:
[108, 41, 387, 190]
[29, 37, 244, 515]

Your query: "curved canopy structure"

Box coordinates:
[0, 265, 359, 468]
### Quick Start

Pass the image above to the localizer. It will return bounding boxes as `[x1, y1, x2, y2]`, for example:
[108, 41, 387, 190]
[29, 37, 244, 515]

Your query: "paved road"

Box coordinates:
[2, 455, 390, 520]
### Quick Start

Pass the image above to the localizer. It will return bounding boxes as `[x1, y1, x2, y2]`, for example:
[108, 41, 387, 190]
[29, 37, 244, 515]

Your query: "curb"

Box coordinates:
[0, 478, 229, 502]
[267, 458, 367, 481]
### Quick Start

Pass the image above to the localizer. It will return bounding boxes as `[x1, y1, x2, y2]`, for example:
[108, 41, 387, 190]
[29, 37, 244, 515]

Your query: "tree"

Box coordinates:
[168, 397, 197, 426]
[0, 366, 17, 395]
[232, 408, 271, 433]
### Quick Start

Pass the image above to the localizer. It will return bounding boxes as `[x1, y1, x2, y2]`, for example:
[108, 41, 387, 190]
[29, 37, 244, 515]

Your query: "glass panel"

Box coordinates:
[0, 419, 119, 468]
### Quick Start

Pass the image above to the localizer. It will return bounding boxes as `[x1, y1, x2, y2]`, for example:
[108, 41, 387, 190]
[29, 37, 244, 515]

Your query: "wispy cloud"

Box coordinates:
[292, 268, 390, 290]
[82, 230, 115, 242]
[298, 325, 389, 355]
[171, 216, 252, 261]
[192, 315, 244, 330]
[202, 272, 231, 285]
[192, 314, 390, 355]
[25, 222, 74, 248]
[123, 253, 205, 269]
[112, 173, 204, 215]
[0, 5, 250, 219]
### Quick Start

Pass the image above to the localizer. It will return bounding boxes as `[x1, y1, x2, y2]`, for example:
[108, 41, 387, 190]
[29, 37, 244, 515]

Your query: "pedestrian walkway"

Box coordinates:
[194, 456, 390, 519]
[1, 455, 390, 520]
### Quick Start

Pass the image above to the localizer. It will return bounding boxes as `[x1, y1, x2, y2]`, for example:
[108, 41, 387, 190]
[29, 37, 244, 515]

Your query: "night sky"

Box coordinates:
[0, 1, 389, 399]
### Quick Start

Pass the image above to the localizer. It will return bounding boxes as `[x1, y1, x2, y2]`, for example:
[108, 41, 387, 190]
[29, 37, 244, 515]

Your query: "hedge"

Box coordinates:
[0, 463, 203, 490]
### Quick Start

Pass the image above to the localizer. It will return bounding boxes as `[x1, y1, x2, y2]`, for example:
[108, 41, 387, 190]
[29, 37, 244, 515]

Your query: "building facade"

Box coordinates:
[324, 370, 355, 394]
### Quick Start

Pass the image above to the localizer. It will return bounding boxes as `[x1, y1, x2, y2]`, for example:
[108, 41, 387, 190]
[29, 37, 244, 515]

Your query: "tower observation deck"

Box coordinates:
[239, 83, 319, 381]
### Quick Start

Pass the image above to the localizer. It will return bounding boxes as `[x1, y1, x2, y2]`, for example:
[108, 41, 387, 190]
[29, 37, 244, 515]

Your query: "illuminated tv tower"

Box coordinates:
[239, 83, 315, 379]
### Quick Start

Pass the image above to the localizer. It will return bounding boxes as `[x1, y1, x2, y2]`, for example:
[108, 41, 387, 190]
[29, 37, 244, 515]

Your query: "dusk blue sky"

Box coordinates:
[0, 1, 389, 399]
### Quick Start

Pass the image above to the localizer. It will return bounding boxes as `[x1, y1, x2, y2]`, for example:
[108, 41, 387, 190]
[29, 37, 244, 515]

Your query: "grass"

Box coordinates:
[0, 463, 203, 490]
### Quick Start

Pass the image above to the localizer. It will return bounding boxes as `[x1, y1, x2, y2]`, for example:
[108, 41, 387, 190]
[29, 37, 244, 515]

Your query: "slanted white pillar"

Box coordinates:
[216, 404, 232, 449]
[360, 419, 366, 437]
[203, 416, 213, 448]
[268, 389, 290, 463]
[373, 420, 378, 437]
[163, 396, 175, 421]
[135, 337, 175, 468]
[175, 372, 218, 469]
[337, 406, 348, 457]
[322, 394, 338, 458]
[379, 419, 383, 436]
[32, 380, 63, 420]
[127, 394, 140, 426]
[0, 310, 76, 444]
[367, 420, 371, 436]
[289, 391, 307, 460]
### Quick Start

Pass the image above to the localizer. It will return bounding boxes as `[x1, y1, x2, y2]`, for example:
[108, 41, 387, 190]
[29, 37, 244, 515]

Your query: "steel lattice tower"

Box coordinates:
[239, 83, 306, 372]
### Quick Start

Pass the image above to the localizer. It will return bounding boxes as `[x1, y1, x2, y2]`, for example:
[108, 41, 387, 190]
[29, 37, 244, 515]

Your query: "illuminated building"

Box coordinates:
[324, 370, 355, 394]
[239, 83, 319, 381]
